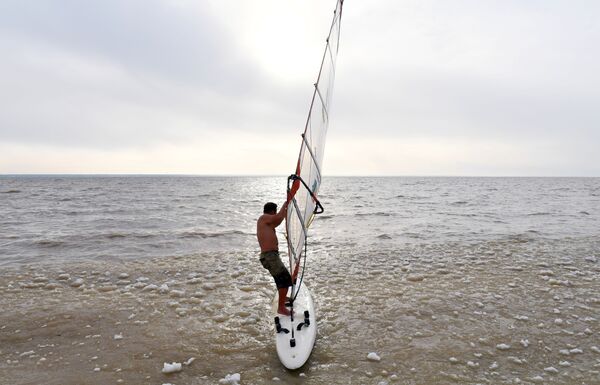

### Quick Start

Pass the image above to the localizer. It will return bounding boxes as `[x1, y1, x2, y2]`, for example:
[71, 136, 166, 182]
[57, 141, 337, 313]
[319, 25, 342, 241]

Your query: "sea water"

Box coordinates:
[1, 176, 599, 384]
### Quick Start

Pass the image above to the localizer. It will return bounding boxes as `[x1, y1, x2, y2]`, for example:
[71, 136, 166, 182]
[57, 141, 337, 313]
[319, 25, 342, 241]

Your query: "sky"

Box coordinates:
[1, 0, 599, 176]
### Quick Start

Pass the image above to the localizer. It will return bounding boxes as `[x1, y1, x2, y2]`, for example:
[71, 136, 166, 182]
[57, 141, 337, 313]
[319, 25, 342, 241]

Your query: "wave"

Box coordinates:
[35, 239, 65, 248]
[355, 212, 392, 217]
[376, 234, 392, 240]
[441, 212, 476, 217]
[135, 233, 155, 239]
[105, 233, 127, 239]
[179, 230, 251, 239]
[94, 232, 157, 241]
[1, 189, 21, 194]
[505, 231, 540, 244]
[406, 195, 430, 200]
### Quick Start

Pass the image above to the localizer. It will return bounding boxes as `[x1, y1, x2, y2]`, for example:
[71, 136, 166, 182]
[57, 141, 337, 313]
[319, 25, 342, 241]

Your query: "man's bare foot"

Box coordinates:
[277, 307, 293, 316]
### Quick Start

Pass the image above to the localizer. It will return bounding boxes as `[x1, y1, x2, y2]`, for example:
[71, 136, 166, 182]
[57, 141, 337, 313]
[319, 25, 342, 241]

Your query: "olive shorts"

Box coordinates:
[260, 250, 292, 289]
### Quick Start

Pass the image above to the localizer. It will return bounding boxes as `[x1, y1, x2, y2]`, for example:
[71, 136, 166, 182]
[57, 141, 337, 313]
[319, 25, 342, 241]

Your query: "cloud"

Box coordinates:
[0, 0, 309, 149]
[327, 0, 600, 175]
[0, 0, 599, 175]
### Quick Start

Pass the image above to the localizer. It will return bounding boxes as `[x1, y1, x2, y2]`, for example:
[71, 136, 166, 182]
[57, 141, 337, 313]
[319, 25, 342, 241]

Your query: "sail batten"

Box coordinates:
[301, 134, 323, 180]
[286, 0, 344, 288]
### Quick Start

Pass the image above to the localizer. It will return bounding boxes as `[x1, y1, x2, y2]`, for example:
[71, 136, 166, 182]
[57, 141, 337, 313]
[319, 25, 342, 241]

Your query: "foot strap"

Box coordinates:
[274, 317, 289, 334]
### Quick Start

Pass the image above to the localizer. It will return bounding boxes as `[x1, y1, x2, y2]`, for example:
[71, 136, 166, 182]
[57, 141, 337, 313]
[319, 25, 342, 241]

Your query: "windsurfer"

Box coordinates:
[257, 201, 293, 316]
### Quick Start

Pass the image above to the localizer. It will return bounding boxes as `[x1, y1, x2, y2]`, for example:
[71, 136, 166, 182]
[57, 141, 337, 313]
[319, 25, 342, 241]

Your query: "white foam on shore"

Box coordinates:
[219, 373, 240, 384]
[162, 362, 182, 374]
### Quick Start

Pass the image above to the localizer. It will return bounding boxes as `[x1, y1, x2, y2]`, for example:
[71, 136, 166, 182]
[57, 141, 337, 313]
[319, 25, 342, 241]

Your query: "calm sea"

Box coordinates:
[1, 176, 599, 266]
[2, 175, 600, 384]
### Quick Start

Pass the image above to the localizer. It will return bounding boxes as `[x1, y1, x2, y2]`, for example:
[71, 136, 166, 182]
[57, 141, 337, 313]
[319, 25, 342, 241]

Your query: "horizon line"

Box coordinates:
[1, 173, 599, 178]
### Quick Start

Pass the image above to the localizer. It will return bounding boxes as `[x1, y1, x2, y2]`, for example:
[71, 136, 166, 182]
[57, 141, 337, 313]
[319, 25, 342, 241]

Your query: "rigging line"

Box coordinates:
[298, 2, 341, 139]
[327, 40, 337, 79]
[291, 231, 308, 304]
[313, 2, 342, 87]
[289, 196, 308, 260]
[314, 84, 330, 124]
[286, 189, 308, 306]
[299, 90, 318, 157]
[301, 133, 323, 182]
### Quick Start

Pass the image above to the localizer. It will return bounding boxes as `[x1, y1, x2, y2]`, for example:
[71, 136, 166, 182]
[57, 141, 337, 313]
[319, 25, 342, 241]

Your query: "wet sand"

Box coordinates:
[1, 239, 600, 384]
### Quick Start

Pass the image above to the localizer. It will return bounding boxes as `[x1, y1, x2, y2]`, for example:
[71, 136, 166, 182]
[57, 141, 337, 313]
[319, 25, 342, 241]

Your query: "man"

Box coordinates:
[256, 200, 293, 315]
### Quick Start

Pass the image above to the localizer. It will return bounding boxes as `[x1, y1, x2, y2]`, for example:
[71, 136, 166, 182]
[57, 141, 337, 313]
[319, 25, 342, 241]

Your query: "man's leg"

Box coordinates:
[274, 268, 293, 316]
[277, 287, 291, 316]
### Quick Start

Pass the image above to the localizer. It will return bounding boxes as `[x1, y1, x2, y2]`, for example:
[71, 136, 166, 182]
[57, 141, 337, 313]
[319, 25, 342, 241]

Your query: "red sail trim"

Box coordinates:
[288, 160, 301, 201]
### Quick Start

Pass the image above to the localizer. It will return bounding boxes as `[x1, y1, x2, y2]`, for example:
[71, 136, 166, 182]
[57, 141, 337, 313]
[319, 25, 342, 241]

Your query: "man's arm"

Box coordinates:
[271, 200, 289, 227]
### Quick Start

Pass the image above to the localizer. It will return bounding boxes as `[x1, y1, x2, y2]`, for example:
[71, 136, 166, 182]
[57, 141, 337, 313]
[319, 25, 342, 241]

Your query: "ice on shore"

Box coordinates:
[170, 289, 185, 298]
[142, 284, 158, 292]
[202, 283, 216, 290]
[507, 356, 523, 364]
[162, 362, 182, 374]
[219, 373, 240, 384]
[406, 274, 425, 282]
[2, 240, 599, 384]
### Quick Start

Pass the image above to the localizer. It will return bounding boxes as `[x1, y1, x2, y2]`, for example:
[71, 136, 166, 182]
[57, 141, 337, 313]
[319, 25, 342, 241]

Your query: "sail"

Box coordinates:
[286, 0, 344, 286]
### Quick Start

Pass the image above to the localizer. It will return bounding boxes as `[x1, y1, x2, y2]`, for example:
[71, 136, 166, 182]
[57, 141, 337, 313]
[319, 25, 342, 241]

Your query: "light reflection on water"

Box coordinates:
[1, 176, 599, 266]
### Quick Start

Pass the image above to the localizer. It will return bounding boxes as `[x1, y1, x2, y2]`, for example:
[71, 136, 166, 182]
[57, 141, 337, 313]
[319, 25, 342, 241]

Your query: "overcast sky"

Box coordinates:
[1, 0, 599, 176]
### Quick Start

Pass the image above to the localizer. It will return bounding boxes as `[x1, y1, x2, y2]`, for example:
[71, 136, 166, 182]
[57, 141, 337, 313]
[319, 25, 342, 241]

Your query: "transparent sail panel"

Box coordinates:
[286, 0, 344, 282]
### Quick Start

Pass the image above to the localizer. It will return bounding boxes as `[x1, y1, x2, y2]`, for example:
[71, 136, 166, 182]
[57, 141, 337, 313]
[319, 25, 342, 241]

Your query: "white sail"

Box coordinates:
[286, 0, 344, 286]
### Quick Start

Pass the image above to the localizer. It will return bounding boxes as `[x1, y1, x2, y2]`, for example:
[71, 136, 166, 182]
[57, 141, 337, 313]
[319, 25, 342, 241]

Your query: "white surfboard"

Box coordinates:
[272, 283, 317, 370]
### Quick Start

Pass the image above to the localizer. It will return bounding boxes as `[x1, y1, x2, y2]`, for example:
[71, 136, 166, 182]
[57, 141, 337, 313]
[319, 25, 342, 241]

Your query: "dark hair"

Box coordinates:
[264, 202, 277, 214]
